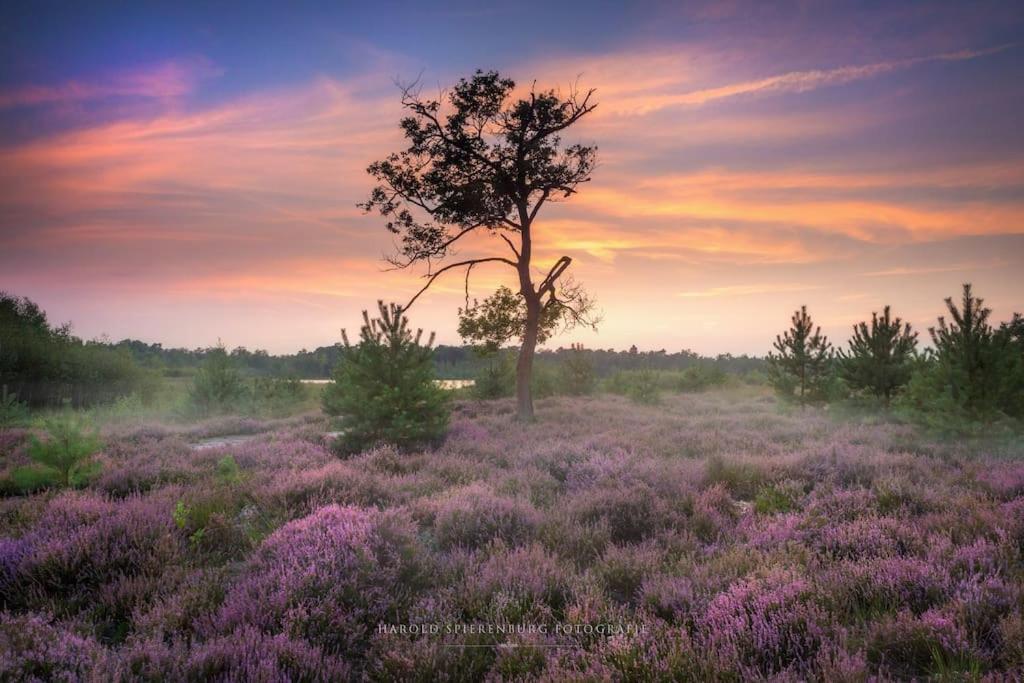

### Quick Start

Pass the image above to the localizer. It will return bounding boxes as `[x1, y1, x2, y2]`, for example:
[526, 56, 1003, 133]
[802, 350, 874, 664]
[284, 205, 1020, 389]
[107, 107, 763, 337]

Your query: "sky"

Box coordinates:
[1, 0, 1022, 355]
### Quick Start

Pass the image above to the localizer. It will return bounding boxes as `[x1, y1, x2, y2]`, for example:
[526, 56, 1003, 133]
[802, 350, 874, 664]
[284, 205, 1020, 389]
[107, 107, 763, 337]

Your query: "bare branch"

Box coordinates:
[404, 257, 517, 311]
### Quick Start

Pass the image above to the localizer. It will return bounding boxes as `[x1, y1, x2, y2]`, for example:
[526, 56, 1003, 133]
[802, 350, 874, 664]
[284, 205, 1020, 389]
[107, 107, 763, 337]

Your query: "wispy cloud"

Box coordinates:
[862, 260, 1010, 277]
[615, 43, 1017, 114]
[677, 283, 821, 298]
[0, 57, 223, 110]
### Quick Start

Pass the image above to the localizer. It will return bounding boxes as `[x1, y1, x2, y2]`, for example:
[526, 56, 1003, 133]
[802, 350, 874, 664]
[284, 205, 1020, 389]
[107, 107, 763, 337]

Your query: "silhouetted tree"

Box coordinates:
[839, 305, 917, 405]
[362, 70, 599, 420]
[768, 306, 832, 405]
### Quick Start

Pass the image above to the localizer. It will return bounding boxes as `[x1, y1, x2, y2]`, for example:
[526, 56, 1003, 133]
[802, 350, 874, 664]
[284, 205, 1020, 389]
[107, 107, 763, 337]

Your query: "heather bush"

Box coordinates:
[698, 569, 831, 678]
[426, 483, 541, 550]
[592, 542, 663, 605]
[0, 611, 107, 681]
[214, 505, 429, 656]
[323, 301, 450, 454]
[184, 626, 351, 682]
[866, 609, 976, 678]
[1, 492, 182, 622]
[1, 391, 1023, 677]
[460, 543, 573, 621]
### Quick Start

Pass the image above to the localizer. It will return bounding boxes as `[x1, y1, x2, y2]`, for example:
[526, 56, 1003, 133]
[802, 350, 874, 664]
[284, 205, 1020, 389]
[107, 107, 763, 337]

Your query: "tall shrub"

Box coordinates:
[559, 343, 596, 395]
[323, 301, 449, 454]
[188, 345, 248, 415]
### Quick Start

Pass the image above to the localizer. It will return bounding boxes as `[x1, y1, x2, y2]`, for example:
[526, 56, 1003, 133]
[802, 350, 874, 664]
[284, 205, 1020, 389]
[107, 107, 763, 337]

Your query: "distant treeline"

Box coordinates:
[1, 293, 159, 408]
[2, 290, 765, 409]
[112, 339, 767, 380]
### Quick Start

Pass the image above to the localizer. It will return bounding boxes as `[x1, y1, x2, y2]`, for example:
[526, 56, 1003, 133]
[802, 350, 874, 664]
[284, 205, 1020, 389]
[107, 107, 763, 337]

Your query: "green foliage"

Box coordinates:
[905, 282, 1024, 428]
[996, 313, 1024, 419]
[767, 306, 833, 405]
[605, 369, 662, 405]
[839, 305, 918, 405]
[671, 365, 729, 393]
[250, 377, 307, 417]
[215, 455, 243, 485]
[188, 345, 248, 415]
[0, 386, 30, 429]
[1, 292, 160, 409]
[753, 481, 803, 515]
[930, 283, 1000, 415]
[14, 415, 102, 490]
[530, 363, 559, 399]
[323, 301, 450, 454]
[473, 353, 516, 399]
[559, 343, 596, 395]
[458, 286, 562, 354]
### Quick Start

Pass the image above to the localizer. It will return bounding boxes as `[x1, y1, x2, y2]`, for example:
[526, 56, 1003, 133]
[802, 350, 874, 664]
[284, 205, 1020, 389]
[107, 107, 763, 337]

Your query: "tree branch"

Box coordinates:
[404, 257, 517, 311]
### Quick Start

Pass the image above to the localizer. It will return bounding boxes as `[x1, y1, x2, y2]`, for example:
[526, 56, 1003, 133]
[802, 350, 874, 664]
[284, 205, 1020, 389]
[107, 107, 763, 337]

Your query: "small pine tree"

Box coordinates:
[323, 301, 450, 454]
[189, 344, 247, 415]
[839, 305, 918, 405]
[768, 306, 833, 405]
[929, 283, 1002, 416]
[16, 415, 102, 489]
[559, 343, 596, 395]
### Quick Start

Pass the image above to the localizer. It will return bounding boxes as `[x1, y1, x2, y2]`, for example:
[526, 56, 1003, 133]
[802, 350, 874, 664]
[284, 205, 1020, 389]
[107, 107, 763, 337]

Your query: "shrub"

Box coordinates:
[559, 344, 596, 395]
[250, 376, 307, 417]
[0, 386, 29, 430]
[188, 345, 248, 415]
[323, 301, 450, 454]
[14, 415, 103, 490]
[605, 369, 661, 404]
[473, 352, 515, 399]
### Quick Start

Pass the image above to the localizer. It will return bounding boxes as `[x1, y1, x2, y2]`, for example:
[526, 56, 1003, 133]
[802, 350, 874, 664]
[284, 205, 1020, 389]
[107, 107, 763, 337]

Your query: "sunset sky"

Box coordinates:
[1, 1, 1022, 355]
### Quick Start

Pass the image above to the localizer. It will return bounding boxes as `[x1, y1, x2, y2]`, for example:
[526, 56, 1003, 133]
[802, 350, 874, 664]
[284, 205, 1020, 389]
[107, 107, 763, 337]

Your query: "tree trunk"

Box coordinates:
[515, 297, 540, 421]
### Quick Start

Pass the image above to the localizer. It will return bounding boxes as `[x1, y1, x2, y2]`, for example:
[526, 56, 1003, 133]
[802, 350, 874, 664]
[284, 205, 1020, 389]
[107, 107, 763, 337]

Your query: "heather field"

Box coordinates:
[1, 388, 1023, 680]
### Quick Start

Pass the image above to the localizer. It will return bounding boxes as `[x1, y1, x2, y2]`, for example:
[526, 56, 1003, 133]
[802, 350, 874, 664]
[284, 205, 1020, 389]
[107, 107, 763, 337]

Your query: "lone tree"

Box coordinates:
[768, 306, 833, 405]
[362, 70, 599, 420]
[839, 305, 918, 405]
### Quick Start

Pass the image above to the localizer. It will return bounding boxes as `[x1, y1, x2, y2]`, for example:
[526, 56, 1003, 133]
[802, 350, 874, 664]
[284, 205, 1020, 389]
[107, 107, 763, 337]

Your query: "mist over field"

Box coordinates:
[2, 1, 1024, 680]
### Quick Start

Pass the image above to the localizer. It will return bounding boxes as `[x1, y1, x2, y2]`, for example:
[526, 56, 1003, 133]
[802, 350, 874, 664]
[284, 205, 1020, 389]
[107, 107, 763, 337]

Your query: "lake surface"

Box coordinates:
[300, 378, 475, 389]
